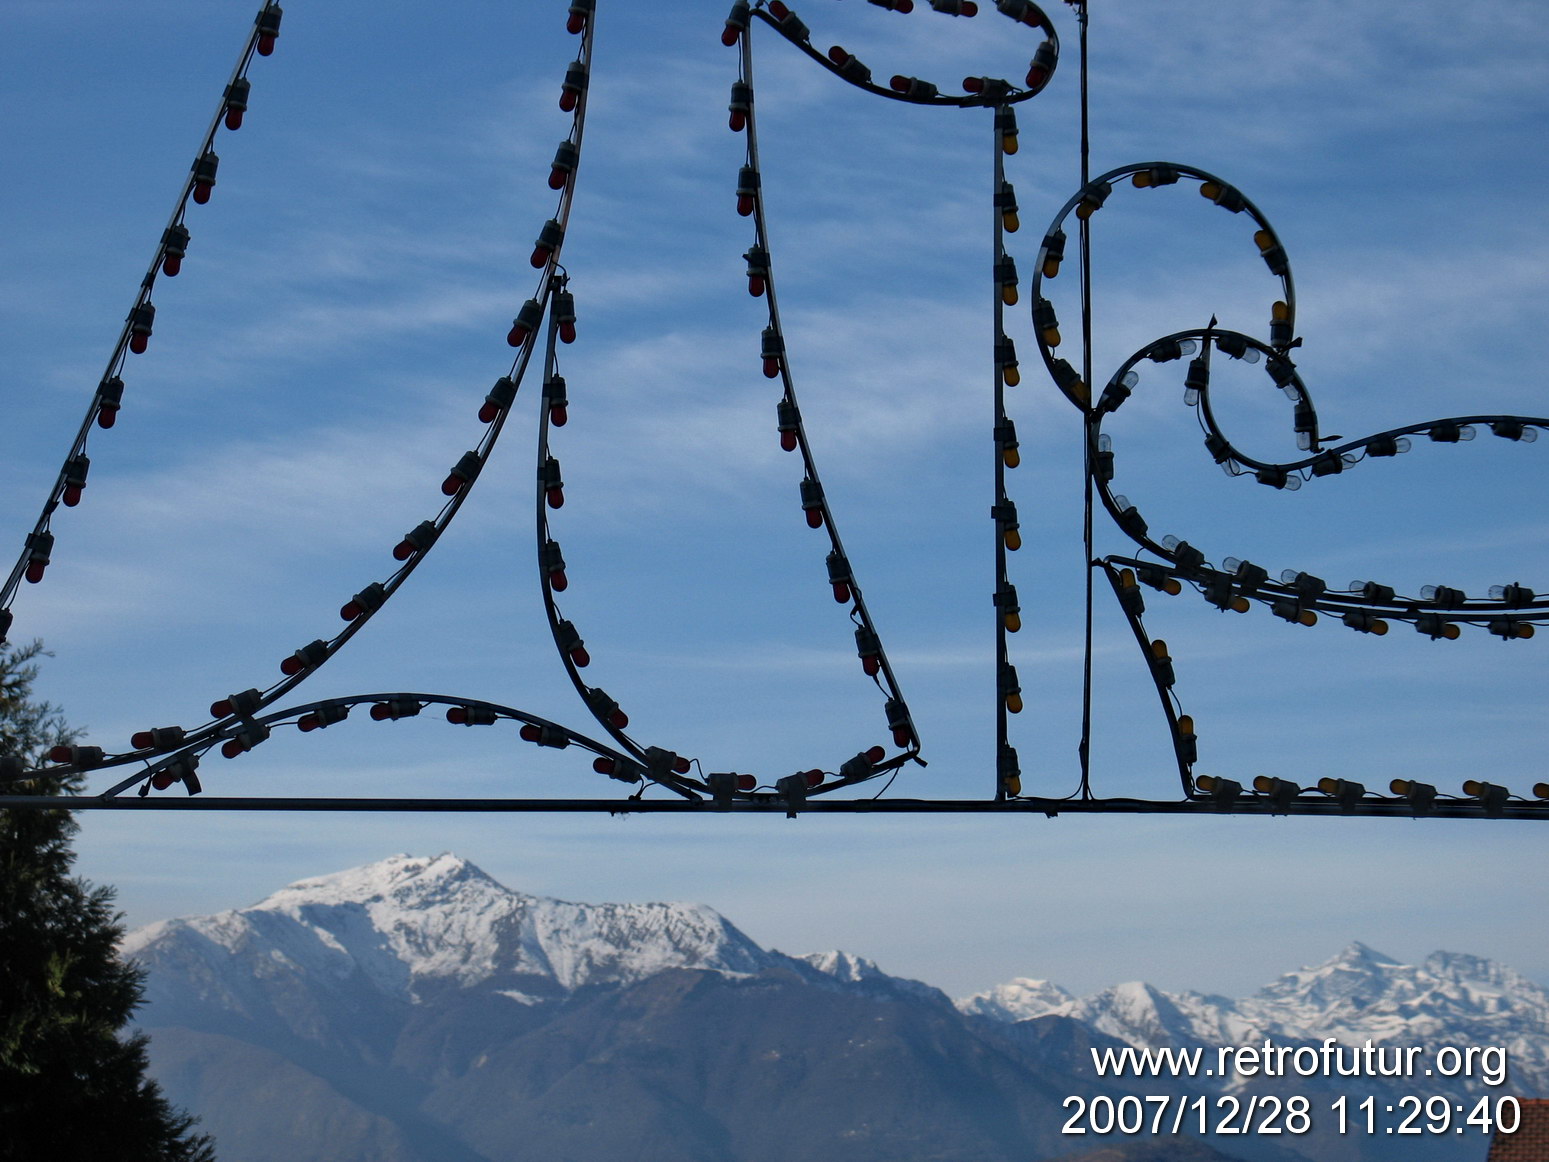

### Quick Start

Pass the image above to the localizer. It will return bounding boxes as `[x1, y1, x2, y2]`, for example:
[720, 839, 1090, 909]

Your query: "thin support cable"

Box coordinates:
[1075, 0, 1095, 798]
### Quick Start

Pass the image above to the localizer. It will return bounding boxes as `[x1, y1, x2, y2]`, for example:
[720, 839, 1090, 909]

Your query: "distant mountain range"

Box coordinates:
[125, 854, 1545, 1162]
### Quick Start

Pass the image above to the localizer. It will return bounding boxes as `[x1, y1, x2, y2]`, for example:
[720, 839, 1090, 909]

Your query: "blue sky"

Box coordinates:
[3, 0, 1547, 1001]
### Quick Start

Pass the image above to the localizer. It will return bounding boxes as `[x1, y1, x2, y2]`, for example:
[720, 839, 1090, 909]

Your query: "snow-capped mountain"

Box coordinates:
[124, 852, 779, 1012]
[958, 940, 1549, 1097]
[124, 854, 1546, 1162]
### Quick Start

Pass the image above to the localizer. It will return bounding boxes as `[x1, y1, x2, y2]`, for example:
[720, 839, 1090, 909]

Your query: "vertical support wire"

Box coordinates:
[1076, 0, 1095, 798]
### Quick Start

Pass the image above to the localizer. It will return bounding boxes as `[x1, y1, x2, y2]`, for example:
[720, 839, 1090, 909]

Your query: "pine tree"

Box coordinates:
[0, 641, 216, 1161]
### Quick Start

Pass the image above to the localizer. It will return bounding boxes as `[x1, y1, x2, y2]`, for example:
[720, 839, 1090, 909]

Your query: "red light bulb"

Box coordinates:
[593, 757, 616, 775]
[151, 770, 176, 790]
[550, 403, 568, 426]
[298, 714, 320, 731]
[559, 321, 577, 344]
[163, 253, 183, 276]
[393, 540, 415, 561]
[865, 745, 886, 764]
[673, 756, 691, 774]
[280, 655, 304, 676]
[862, 655, 880, 677]
[520, 724, 542, 742]
[736, 774, 757, 791]
[570, 645, 590, 668]
[805, 769, 823, 787]
[737, 193, 756, 217]
[1026, 64, 1049, 88]
[369, 703, 393, 721]
[893, 725, 913, 747]
[729, 110, 746, 132]
[547, 487, 564, 510]
[131, 731, 154, 749]
[221, 739, 244, 759]
[567, 11, 585, 33]
[560, 89, 579, 113]
[257, 33, 277, 55]
[508, 322, 531, 347]
[961, 1, 977, 13]
[550, 568, 568, 592]
[98, 406, 118, 429]
[48, 745, 73, 763]
[963, 76, 985, 93]
[763, 356, 781, 378]
[805, 508, 823, 529]
[780, 430, 798, 452]
[480, 401, 504, 424]
[748, 274, 765, 297]
[832, 581, 851, 604]
[722, 25, 740, 45]
[549, 167, 568, 191]
[340, 600, 363, 621]
[225, 107, 244, 131]
[63, 484, 83, 507]
[210, 699, 233, 718]
[531, 245, 551, 269]
[442, 473, 464, 497]
[193, 181, 213, 205]
[610, 709, 629, 729]
[129, 333, 149, 354]
[24, 561, 46, 584]
[889, 75, 910, 93]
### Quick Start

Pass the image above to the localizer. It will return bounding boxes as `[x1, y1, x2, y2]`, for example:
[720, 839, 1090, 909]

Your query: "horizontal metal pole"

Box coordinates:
[1, 795, 1544, 819]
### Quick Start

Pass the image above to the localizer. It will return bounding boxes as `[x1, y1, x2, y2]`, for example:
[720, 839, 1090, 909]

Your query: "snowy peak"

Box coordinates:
[125, 854, 777, 1008]
[960, 944, 1549, 1096]
[958, 977, 1075, 1023]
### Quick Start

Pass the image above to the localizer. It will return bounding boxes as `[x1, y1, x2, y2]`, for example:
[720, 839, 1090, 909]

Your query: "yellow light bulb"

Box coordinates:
[1002, 210, 1020, 232]
[1005, 529, 1022, 551]
[1006, 691, 1024, 714]
[1299, 610, 1318, 627]
[1253, 775, 1275, 794]
[1132, 172, 1151, 188]
[1003, 447, 1021, 469]
[1150, 638, 1169, 660]
[1002, 284, 1019, 307]
[1463, 779, 1484, 797]
[1164, 578, 1182, 596]
[1534, 782, 1549, 799]
[1076, 202, 1095, 221]
[1318, 777, 1339, 795]
[1004, 365, 1021, 387]
[1069, 379, 1089, 406]
[1197, 775, 1218, 792]
[1443, 623, 1461, 640]
[1177, 714, 1194, 734]
[1390, 779, 1411, 795]
[1232, 597, 1251, 613]
[1043, 326, 1061, 347]
[1003, 775, 1022, 797]
[1371, 619, 1389, 635]
[1520, 624, 1536, 639]
[1254, 229, 1274, 252]
[1005, 611, 1022, 633]
[1272, 299, 1290, 321]
[1002, 135, 1018, 155]
[1042, 257, 1061, 279]
[1200, 181, 1221, 200]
